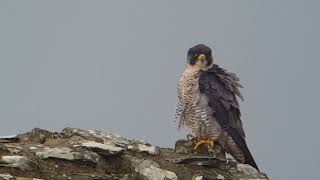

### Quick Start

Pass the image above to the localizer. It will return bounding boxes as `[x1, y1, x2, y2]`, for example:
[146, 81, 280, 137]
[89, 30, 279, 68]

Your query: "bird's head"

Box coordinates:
[187, 44, 213, 70]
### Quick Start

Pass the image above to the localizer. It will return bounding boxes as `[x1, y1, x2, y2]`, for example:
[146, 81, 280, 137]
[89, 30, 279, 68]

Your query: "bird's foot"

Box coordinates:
[194, 137, 214, 151]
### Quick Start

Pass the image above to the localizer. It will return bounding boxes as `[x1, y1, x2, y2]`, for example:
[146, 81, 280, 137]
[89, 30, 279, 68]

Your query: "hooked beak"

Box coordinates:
[197, 54, 206, 64]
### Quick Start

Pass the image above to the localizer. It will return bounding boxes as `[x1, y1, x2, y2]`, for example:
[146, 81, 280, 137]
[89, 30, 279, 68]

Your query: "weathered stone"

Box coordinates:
[35, 147, 100, 163]
[22, 128, 61, 144]
[237, 163, 259, 175]
[0, 135, 20, 144]
[0, 174, 15, 180]
[175, 139, 194, 154]
[216, 174, 225, 180]
[192, 175, 208, 180]
[79, 141, 124, 156]
[0, 145, 10, 154]
[0, 128, 268, 180]
[170, 156, 226, 169]
[192, 174, 226, 180]
[0, 156, 31, 170]
[175, 139, 226, 161]
[62, 128, 130, 148]
[29, 147, 37, 150]
[118, 174, 142, 180]
[1, 145, 22, 154]
[197, 158, 227, 169]
[132, 158, 178, 180]
[104, 133, 131, 147]
[235, 163, 269, 179]
[38, 173, 115, 180]
[62, 128, 104, 142]
[127, 144, 159, 155]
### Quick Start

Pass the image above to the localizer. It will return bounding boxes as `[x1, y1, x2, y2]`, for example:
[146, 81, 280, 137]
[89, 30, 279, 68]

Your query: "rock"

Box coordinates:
[235, 163, 269, 180]
[237, 163, 259, 175]
[175, 139, 194, 154]
[132, 158, 178, 180]
[1, 145, 22, 154]
[127, 144, 159, 155]
[0, 156, 31, 170]
[170, 156, 227, 170]
[62, 128, 130, 147]
[79, 141, 124, 156]
[0, 135, 20, 143]
[29, 147, 37, 150]
[217, 174, 225, 180]
[104, 133, 131, 147]
[0, 128, 269, 179]
[62, 128, 104, 142]
[35, 147, 100, 163]
[175, 139, 226, 161]
[192, 176, 205, 180]
[0, 174, 15, 180]
[192, 174, 225, 180]
[0, 145, 10, 154]
[21, 128, 61, 144]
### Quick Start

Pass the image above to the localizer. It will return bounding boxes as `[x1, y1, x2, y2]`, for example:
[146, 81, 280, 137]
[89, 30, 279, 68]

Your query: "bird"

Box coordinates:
[175, 44, 259, 170]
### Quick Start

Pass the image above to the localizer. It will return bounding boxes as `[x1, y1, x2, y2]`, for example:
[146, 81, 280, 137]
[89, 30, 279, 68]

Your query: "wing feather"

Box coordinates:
[199, 64, 259, 170]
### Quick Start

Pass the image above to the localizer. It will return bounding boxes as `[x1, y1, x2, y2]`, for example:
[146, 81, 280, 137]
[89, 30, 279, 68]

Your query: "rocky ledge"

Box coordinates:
[0, 128, 268, 180]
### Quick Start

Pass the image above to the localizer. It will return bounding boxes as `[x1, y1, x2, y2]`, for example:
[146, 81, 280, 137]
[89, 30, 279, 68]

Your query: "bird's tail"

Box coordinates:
[227, 129, 259, 171]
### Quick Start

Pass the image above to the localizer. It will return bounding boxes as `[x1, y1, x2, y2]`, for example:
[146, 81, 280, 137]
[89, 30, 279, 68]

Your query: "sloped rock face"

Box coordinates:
[0, 128, 268, 180]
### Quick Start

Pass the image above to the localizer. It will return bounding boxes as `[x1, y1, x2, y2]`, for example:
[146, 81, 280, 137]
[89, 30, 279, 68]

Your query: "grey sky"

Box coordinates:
[0, 1, 319, 179]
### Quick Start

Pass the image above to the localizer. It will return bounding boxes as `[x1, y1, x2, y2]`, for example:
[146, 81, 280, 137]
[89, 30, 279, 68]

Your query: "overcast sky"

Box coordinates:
[0, 1, 319, 179]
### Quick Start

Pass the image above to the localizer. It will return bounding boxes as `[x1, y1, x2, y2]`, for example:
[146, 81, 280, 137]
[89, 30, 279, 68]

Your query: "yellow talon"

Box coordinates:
[194, 138, 214, 150]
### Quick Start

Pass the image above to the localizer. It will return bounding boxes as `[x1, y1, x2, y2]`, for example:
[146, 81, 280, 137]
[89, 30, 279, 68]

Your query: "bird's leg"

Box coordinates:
[194, 137, 214, 150]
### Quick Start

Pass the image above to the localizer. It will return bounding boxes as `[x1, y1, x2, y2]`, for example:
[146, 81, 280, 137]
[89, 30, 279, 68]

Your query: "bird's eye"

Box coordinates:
[194, 53, 198, 57]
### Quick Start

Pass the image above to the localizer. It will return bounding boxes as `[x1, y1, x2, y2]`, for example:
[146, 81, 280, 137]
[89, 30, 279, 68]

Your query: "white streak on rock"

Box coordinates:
[127, 144, 159, 155]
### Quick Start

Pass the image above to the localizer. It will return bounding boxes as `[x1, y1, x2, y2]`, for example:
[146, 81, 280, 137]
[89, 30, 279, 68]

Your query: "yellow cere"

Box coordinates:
[197, 54, 206, 60]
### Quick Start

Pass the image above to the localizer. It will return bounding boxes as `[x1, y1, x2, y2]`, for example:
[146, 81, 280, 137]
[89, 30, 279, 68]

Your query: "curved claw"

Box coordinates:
[194, 138, 214, 150]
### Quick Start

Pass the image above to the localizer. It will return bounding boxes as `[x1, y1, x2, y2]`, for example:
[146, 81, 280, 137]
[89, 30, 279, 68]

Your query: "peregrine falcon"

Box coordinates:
[175, 44, 259, 170]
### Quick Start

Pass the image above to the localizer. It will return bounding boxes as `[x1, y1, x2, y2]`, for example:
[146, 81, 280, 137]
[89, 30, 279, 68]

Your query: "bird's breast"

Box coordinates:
[179, 68, 201, 102]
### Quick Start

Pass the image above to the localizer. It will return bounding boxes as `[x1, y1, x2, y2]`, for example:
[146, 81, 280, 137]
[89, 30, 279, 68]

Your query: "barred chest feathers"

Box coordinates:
[179, 67, 200, 105]
[175, 66, 222, 139]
